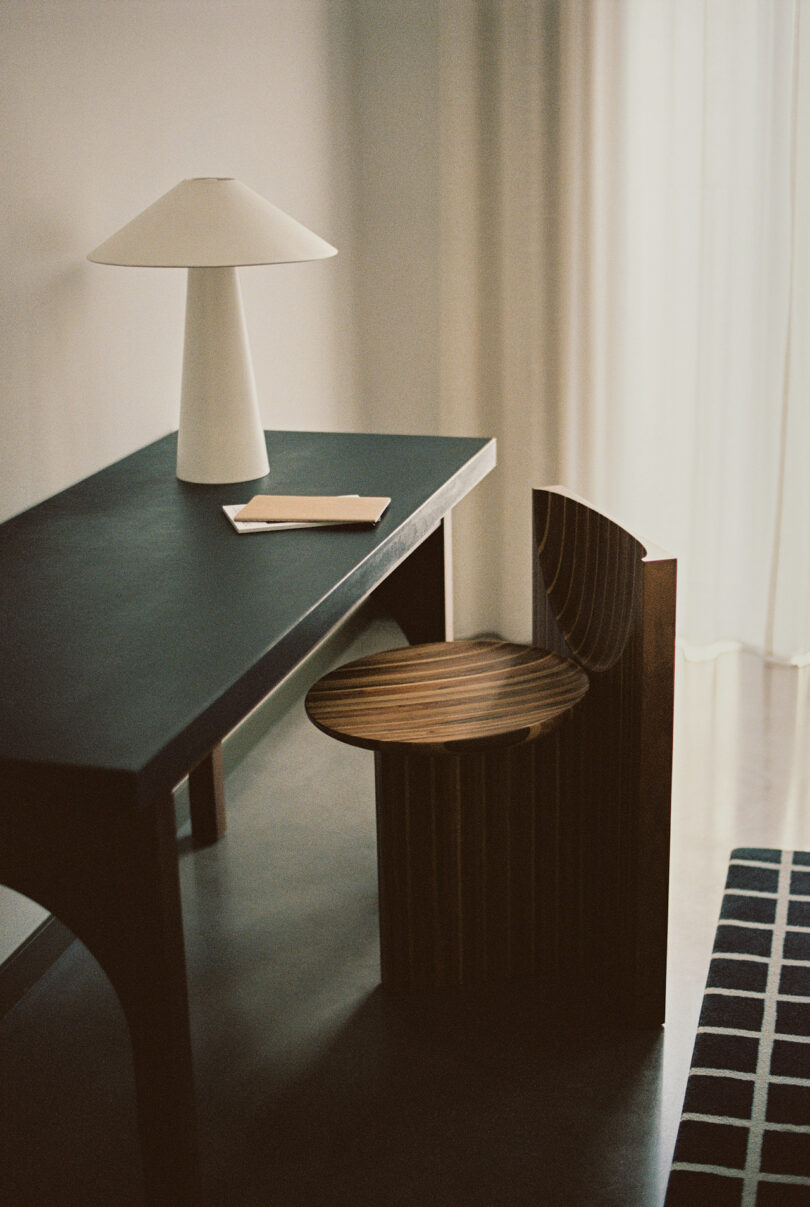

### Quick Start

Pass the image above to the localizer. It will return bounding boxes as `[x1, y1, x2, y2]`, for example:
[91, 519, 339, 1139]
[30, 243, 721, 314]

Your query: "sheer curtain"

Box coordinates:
[437, 0, 810, 664]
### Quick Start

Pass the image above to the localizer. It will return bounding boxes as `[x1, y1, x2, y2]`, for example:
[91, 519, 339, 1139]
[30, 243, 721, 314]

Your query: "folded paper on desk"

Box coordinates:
[222, 505, 340, 533]
[234, 495, 391, 525]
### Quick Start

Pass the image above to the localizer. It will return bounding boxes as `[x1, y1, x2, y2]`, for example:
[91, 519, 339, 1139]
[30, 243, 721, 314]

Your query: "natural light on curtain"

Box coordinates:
[438, 0, 810, 663]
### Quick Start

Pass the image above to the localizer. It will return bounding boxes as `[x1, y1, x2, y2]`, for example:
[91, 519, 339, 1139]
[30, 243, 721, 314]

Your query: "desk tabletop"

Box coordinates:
[0, 430, 495, 801]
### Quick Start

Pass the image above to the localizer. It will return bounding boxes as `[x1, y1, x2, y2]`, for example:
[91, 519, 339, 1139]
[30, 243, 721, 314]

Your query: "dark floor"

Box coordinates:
[1, 620, 809, 1206]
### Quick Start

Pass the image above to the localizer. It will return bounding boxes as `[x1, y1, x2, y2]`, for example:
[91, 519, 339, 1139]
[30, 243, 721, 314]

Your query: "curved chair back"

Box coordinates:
[533, 488, 647, 673]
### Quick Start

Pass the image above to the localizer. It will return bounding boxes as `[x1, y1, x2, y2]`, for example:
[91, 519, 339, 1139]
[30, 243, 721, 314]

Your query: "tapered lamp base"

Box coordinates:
[176, 266, 270, 484]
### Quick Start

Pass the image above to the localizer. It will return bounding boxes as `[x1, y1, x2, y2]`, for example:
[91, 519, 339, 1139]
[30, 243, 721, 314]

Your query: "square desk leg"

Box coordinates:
[0, 776, 201, 1205]
[377, 516, 454, 644]
[189, 742, 226, 847]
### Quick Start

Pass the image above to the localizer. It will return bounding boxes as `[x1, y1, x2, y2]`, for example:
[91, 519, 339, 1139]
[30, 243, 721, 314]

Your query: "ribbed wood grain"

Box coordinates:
[534, 490, 646, 673]
[375, 743, 546, 989]
[306, 641, 588, 754]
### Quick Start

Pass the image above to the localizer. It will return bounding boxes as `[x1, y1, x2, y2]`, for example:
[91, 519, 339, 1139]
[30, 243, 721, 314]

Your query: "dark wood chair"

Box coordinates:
[305, 488, 676, 1025]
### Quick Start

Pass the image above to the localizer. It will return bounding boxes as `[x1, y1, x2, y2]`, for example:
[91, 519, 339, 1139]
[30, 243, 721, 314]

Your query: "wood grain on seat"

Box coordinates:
[305, 640, 589, 754]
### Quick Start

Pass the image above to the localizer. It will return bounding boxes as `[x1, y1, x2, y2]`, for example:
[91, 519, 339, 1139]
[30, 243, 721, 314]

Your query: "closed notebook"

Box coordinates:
[234, 494, 391, 525]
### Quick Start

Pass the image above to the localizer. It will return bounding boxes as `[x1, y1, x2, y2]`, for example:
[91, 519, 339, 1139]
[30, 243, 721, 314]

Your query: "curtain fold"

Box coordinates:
[437, 0, 810, 663]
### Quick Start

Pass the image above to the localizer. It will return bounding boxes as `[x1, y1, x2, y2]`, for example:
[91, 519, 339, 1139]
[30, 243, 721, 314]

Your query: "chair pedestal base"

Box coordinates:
[374, 737, 663, 1026]
[375, 745, 546, 991]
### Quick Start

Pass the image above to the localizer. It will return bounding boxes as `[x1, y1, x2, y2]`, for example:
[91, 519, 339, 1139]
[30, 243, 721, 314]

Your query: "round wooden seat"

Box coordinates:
[305, 640, 589, 755]
[306, 639, 590, 992]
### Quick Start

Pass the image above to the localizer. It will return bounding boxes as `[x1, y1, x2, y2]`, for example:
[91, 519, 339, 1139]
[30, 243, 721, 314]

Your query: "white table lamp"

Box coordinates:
[89, 177, 337, 484]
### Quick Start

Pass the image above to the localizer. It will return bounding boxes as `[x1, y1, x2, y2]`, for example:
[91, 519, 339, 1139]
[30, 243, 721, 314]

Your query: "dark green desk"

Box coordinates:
[0, 429, 495, 1204]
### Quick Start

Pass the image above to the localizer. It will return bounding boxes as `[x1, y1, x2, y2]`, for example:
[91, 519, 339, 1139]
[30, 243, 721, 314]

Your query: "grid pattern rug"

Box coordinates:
[666, 848, 810, 1206]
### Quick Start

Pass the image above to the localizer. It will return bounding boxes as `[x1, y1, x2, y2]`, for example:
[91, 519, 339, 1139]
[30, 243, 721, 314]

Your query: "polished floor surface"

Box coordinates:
[1, 620, 809, 1206]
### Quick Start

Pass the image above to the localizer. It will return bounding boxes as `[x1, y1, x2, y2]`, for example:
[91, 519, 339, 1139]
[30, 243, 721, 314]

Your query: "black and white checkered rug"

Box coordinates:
[666, 848, 810, 1206]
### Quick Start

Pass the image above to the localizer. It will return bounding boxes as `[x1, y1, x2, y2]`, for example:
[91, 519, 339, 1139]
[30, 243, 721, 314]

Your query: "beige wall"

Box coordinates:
[0, 0, 361, 526]
[0, 1, 452, 963]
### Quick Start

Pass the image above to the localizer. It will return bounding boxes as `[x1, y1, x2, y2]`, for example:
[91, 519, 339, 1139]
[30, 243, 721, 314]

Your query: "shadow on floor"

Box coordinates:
[203, 984, 665, 1207]
[0, 934, 665, 1207]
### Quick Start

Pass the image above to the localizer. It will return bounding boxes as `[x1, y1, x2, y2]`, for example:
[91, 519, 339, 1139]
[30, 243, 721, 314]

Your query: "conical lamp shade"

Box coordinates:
[87, 177, 337, 268]
[88, 177, 338, 484]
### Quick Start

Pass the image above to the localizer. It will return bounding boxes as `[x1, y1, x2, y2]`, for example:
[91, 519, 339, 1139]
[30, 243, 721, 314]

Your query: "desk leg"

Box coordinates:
[0, 781, 201, 1205]
[189, 741, 226, 846]
[186, 518, 454, 848]
[378, 516, 454, 643]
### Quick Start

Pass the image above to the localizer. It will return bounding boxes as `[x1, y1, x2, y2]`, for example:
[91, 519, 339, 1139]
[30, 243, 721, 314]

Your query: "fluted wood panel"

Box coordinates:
[306, 641, 588, 754]
[533, 489, 676, 1025]
[533, 489, 647, 671]
[375, 741, 551, 989]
